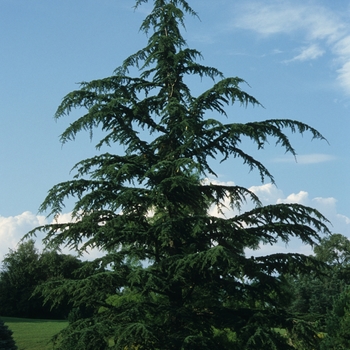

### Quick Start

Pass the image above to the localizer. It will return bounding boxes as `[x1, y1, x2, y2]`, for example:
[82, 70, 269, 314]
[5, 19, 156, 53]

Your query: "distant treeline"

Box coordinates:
[2, 235, 350, 348]
[0, 239, 85, 320]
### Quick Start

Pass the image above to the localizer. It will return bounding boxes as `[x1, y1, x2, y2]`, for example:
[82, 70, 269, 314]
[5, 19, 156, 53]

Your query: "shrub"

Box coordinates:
[0, 318, 17, 350]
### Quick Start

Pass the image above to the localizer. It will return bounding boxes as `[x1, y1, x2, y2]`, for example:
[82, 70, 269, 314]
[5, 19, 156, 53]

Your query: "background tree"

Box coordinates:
[320, 286, 350, 350]
[0, 240, 83, 319]
[294, 233, 350, 348]
[0, 240, 42, 318]
[28, 0, 330, 348]
[316, 234, 350, 348]
[0, 318, 17, 350]
[314, 234, 350, 266]
[288, 234, 350, 328]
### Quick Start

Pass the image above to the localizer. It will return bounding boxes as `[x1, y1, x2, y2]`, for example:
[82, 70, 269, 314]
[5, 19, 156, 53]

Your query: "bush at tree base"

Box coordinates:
[0, 319, 17, 350]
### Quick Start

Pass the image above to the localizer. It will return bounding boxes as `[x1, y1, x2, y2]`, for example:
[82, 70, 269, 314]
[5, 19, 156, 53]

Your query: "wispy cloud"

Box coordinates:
[231, 1, 350, 94]
[288, 44, 325, 62]
[232, 2, 344, 39]
[273, 153, 335, 164]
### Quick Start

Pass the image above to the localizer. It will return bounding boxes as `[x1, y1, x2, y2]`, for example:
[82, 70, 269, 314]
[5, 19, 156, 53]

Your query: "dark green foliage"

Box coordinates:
[27, 1, 330, 348]
[52, 317, 110, 350]
[288, 234, 350, 325]
[67, 306, 94, 324]
[307, 234, 350, 348]
[0, 319, 17, 350]
[320, 286, 350, 350]
[0, 240, 83, 319]
[288, 274, 337, 323]
[286, 234, 350, 348]
[0, 240, 40, 318]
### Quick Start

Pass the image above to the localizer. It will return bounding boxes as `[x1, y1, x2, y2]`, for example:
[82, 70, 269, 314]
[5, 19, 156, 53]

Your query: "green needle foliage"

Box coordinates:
[0, 319, 17, 350]
[28, 1, 330, 349]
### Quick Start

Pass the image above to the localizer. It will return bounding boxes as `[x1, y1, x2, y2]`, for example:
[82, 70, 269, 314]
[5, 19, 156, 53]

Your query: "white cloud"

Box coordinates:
[336, 61, 350, 93]
[48, 213, 106, 259]
[232, 3, 304, 36]
[337, 213, 350, 226]
[248, 183, 284, 204]
[0, 211, 105, 265]
[203, 178, 235, 187]
[205, 180, 350, 241]
[0, 212, 47, 263]
[247, 184, 350, 256]
[334, 36, 350, 58]
[205, 178, 346, 224]
[233, 2, 344, 40]
[273, 153, 335, 164]
[290, 44, 325, 62]
[231, 1, 350, 95]
[52, 212, 76, 224]
[205, 179, 350, 257]
[277, 190, 309, 205]
[251, 184, 350, 238]
[312, 196, 338, 215]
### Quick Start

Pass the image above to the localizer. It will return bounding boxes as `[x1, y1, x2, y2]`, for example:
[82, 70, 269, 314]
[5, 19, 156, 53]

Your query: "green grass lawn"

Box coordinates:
[2, 316, 68, 350]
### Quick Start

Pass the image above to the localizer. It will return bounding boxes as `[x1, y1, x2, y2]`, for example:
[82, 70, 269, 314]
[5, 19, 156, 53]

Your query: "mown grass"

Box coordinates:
[2, 316, 68, 350]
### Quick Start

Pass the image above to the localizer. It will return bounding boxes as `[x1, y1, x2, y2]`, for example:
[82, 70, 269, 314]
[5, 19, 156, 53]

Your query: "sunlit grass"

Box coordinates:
[2, 316, 68, 350]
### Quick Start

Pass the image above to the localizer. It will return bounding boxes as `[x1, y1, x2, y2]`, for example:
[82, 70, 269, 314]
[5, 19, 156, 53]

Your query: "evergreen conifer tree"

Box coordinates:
[28, 1, 330, 348]
[0, 319, 17, 350]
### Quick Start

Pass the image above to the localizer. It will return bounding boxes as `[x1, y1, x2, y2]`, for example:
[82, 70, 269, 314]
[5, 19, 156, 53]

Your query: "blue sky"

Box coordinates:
[1, 0, 350, 261]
